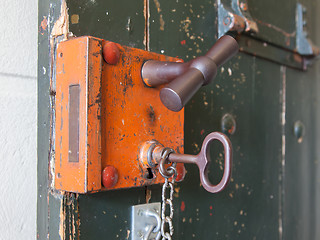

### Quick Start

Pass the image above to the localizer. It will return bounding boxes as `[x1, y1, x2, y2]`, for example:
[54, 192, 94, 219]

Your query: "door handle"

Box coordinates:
[140, 132, 232, 193]
[141, 35, 239, 111]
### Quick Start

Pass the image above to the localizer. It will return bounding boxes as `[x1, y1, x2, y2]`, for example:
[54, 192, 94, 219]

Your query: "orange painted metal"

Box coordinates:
[55, 37, 102, 193]
[55, 36, 184, 193]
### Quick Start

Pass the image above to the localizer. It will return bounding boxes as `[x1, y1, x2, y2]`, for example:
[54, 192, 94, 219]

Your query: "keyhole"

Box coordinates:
[146, 168, 154, 179]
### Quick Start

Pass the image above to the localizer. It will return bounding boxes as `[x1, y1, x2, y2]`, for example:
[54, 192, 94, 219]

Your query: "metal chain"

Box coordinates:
[159, 148, 177, 240]
[144, 210, 162, 240]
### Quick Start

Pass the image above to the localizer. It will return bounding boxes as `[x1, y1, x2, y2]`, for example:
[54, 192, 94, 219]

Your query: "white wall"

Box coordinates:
[0, 0, 37, 239]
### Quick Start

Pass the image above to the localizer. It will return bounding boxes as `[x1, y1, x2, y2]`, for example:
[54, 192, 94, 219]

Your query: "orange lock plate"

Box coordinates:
[55, 36, 184, 193]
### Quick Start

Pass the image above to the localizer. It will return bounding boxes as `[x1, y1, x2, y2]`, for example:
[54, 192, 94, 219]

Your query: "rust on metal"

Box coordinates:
[55, 36, 184, 193]
[141, 132, 232, 193]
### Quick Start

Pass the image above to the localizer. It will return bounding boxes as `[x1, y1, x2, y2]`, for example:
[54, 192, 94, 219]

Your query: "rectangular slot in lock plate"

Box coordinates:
[68, 84, 80, 163]
[54, 36, 184, 193]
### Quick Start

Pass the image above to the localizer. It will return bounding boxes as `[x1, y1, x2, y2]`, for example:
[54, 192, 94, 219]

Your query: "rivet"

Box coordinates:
[294, 120, 305, 143]
[223, 16, 231, 26]
[102, 165, 119, 188]
[102, 42, 120, 65]
[137, 231, 143, 238]
[175, 163, 186, 182]
[221, 113, 236, 135]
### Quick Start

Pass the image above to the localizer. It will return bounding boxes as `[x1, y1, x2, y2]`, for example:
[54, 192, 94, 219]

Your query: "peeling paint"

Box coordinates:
[146, 188, 152, 203]
[278, 66, 286, 239]
[144, 0, 150, 50]
[180, 201, 186, 212]
[181, 17, 191, 34]
[51, 0, 69, 40]
[126, 230, 131, 239]
[153, 0, 165, 31]
[49, 1, 70, 192]
[39, 16, 48, 35]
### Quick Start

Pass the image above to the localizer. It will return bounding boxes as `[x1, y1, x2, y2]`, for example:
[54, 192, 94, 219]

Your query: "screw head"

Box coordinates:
[294, 121, 305, 143]
[223, 16, 231, 26]
[103, 42, 120, 65]
[137, 209, 143, 216]
[102, 165, 119, 188]
[137, 230, 143, 238]
[221, 113, 236, 135]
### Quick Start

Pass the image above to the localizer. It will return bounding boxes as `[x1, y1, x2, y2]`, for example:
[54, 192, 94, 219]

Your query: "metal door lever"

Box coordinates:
[142, 35, 239, 111]
[140, 132, 232, 193]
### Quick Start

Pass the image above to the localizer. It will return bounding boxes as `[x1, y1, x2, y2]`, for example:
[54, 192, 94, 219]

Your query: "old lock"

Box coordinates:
[142, 35, 239, 112]
[140, 132, 232, 193]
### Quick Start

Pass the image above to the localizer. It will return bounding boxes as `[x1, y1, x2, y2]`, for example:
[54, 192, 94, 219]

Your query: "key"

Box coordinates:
[141, 132, 232, 193]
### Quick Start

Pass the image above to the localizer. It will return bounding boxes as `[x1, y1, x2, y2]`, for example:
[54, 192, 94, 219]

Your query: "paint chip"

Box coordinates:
[51, 0, 69, 40]
[180, 201, 186, 212]
[71, 14, 79, 24]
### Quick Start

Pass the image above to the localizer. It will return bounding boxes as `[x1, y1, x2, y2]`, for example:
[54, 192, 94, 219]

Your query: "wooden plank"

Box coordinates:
[148, 1, 282, 239]
[68, 0, 146, 49]
[284, 62, 320, 240]
[38, 0, 65, 239]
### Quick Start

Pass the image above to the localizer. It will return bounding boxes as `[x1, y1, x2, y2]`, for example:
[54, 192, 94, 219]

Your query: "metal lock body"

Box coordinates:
[55, 37, 184, 193]
[55, 35, 237, 194]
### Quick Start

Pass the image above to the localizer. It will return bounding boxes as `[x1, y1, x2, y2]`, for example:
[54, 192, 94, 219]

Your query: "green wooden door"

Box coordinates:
[38, 0, 320, 239]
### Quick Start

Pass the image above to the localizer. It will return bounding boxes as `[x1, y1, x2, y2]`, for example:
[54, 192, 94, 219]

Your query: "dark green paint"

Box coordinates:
[238, 34, 306, 70]
[284, 61, 320, 239]
[38, 0, 65, 239]
[149, 0, 216, 60]
[148, 1, 282, 237]
[38, 0, 320, 239]
[181, 56, 282, 239]
[246, 0, 297, 51]
[77, 189, 145, 239]
[68, 0, 146, 49]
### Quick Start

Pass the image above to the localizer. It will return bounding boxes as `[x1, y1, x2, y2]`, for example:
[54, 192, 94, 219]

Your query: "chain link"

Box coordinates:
[159, 148, 176, 240]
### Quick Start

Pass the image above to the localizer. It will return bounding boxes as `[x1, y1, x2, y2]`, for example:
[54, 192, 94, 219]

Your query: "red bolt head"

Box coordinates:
[103, 42, 120, 65]
[175, 163, 186, 182]
[102, 165, 119, 188]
